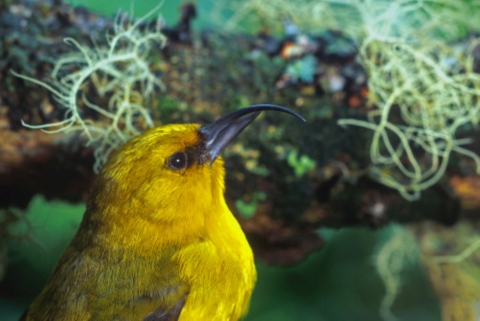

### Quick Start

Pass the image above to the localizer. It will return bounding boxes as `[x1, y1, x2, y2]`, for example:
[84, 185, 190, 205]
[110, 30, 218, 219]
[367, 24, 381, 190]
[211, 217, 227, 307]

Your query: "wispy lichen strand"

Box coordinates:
[338, 2, 480, 200]
[375, 225, 419, 321]
[13, 4, 166, 172]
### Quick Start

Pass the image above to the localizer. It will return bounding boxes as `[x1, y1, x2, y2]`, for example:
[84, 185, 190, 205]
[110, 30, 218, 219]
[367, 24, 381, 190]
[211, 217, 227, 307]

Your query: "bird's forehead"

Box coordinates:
[148, 124, 202, 149]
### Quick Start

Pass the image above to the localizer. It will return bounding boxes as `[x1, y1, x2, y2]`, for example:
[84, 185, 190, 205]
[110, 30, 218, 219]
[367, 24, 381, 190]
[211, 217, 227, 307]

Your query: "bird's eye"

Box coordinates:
[168, 152, 188, 170]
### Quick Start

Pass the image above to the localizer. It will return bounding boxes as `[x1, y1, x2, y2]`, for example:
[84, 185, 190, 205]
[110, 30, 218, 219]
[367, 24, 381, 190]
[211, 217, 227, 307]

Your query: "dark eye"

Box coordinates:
[168, 152, 188, 170]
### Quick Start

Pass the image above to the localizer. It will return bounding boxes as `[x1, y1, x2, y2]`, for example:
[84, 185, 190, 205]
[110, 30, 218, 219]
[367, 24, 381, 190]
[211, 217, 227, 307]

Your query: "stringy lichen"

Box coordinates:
[214, 0, 480, 201]
[375, 225, 419, 321]
[339, 11, 480, 201]
[12, 4, 166, 172]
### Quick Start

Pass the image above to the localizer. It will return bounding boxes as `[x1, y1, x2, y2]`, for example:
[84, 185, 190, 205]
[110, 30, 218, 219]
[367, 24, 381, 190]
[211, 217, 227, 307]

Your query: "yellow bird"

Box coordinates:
[21, 104, 304, 321]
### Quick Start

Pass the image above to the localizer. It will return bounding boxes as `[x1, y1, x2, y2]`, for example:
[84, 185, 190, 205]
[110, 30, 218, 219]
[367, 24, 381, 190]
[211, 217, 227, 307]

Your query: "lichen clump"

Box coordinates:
[218, 0, 480, 200]
[338, 3, 480, 200]
[375, 225, 419, 321]
[13, 5, 166, 172]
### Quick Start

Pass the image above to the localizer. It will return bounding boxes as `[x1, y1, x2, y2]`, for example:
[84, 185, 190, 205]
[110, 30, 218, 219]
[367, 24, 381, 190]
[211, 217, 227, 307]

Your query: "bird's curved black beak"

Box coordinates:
[200, 104, 306, 164]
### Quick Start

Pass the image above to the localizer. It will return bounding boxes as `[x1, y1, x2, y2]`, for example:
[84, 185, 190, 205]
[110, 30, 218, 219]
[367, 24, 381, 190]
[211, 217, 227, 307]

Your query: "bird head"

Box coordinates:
[87, 105, 304, 235]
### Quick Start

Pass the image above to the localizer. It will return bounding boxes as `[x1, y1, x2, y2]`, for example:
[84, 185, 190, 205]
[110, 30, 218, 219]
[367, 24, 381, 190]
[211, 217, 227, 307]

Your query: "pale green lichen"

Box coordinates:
[375, 225, 419, 321]
[12, 3, 166, 172]
[214, 0, 479, 41]
[339, 31, 480, 200]
[212, 0, 480, 200]
[433, 237, 480, 264]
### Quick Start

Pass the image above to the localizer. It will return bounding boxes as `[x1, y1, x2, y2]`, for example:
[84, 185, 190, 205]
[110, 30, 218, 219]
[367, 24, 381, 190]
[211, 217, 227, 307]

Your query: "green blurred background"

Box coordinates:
[0, 1, 441, 320]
